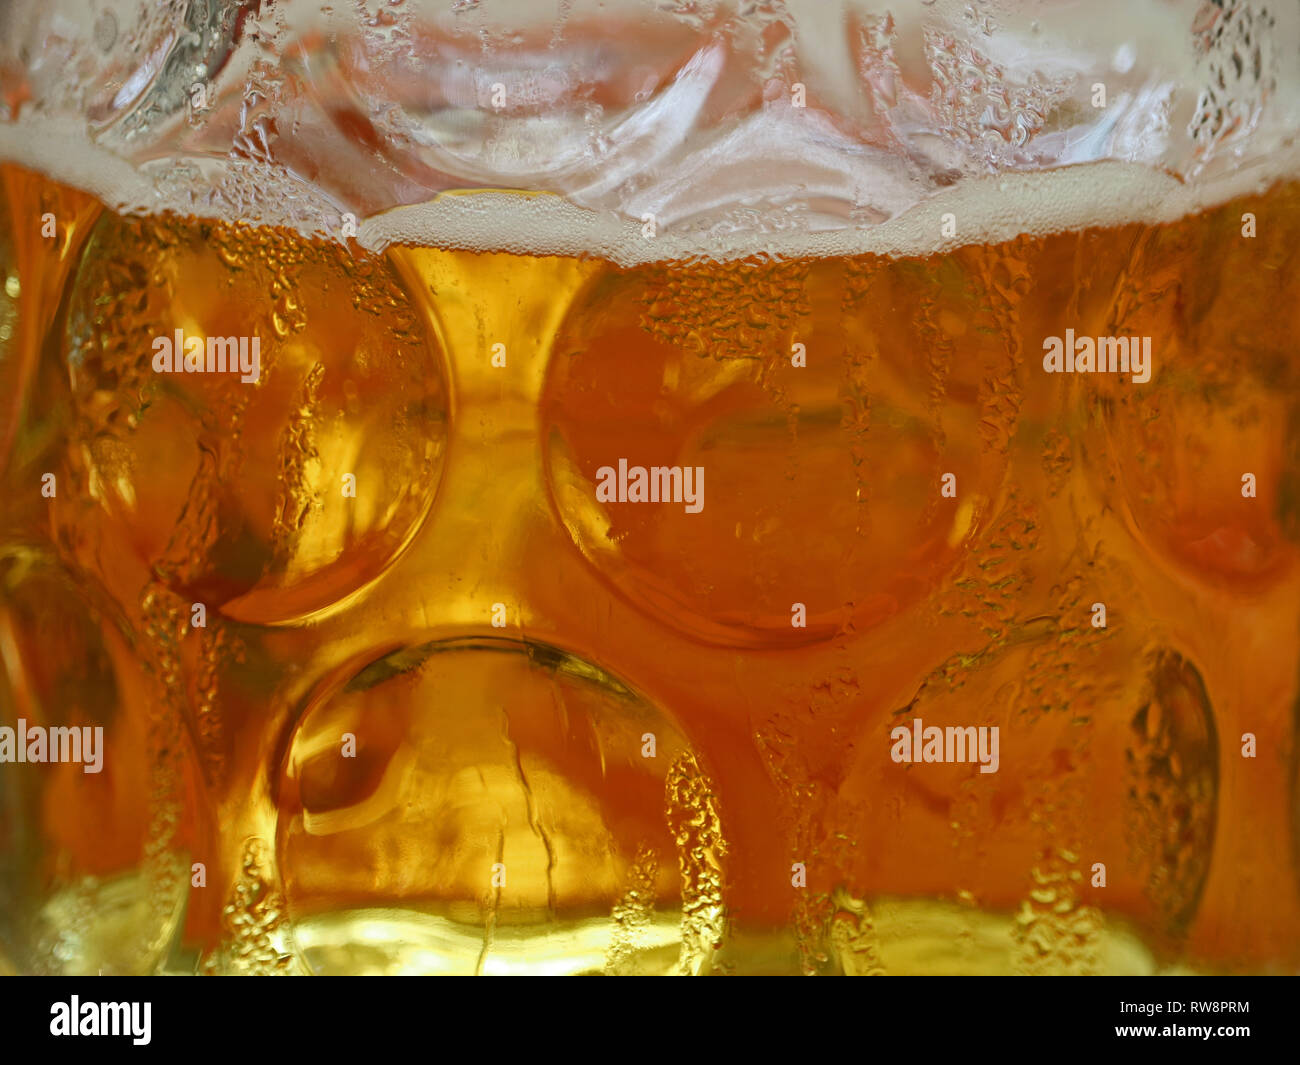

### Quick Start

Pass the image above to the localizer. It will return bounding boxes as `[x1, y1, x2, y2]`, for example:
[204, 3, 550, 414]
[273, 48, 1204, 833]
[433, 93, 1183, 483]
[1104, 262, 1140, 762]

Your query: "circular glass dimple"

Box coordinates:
[0, 548, 203, 974]
[1084, 199, 1300, 591]
[1124, 649, 1218, 937]
[1101, 383, 1294, 588]
[275, 637, 728, 976]
[56, 212, 450, 625]
[540, 254, 1010, 647]
[829, 627, 1217, 970]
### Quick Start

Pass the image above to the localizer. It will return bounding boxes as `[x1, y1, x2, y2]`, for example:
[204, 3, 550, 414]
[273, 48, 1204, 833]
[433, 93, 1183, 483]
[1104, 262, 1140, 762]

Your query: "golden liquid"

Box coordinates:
[1, 161, 1299, 974]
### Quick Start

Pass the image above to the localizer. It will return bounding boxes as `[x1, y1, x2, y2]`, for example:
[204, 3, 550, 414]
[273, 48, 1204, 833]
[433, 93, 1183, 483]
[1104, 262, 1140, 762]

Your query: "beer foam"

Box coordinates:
[1, 115, 1297, 265]
[0, 119, 158, 214]
[2, 0, 1299, 263]
[357, 149, 1300, 264]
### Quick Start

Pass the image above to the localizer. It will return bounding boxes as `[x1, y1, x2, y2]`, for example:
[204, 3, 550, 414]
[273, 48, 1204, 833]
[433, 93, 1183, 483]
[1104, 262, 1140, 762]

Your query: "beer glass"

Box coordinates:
[0, 0, 1298, 975]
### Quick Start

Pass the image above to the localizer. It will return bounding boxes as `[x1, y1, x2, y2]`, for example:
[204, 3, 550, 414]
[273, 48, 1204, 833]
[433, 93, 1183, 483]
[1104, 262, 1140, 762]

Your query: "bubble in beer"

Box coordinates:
[200, 837, 298, 975]
[0, 547, 202, 974]
[275, 637, 728, 975]
[55, 212, 450, 624]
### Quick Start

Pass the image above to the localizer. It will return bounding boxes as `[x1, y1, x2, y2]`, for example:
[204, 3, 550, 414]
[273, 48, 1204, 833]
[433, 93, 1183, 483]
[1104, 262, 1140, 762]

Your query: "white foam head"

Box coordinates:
[0, 0, 1297, 261]
[355, 151, 1300, 264]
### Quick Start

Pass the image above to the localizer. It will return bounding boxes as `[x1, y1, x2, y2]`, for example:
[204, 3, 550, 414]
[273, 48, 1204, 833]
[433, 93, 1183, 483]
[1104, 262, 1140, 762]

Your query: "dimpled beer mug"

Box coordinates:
[0, 0, 1298, 978]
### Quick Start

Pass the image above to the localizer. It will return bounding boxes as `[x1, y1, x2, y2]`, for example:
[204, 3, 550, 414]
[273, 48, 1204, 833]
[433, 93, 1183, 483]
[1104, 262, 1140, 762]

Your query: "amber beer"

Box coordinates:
[1, 158, 1299, 975]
